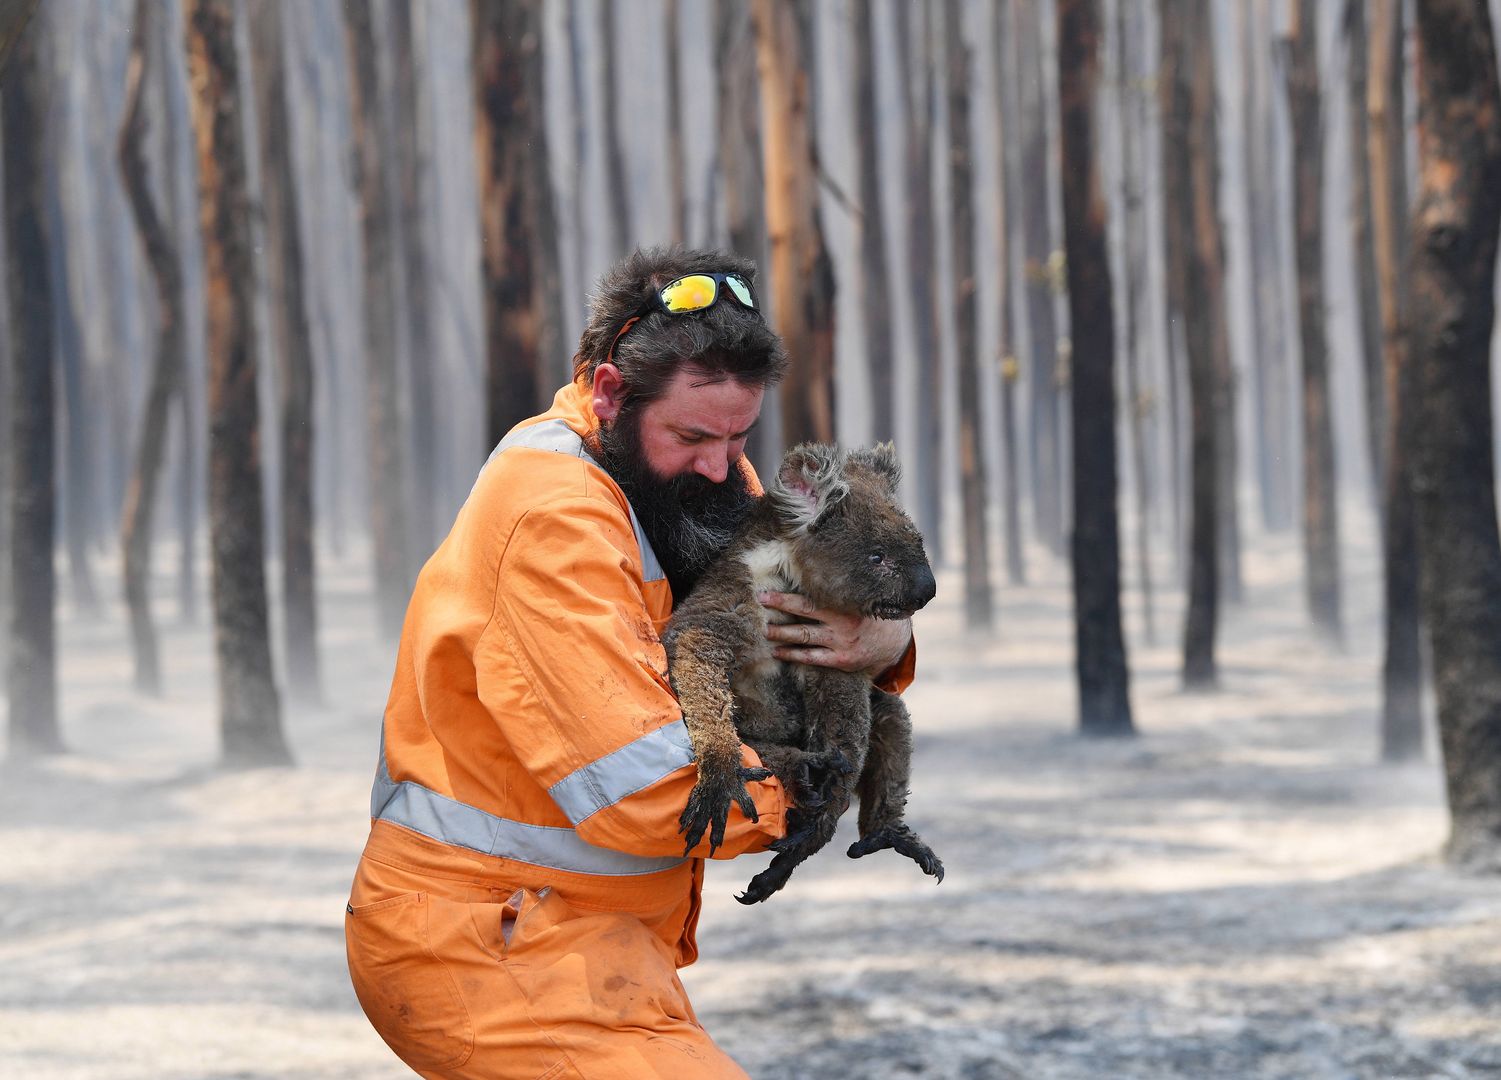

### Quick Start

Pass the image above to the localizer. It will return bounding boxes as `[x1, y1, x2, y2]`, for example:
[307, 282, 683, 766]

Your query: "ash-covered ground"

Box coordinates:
[3, 521, 1497, 1079]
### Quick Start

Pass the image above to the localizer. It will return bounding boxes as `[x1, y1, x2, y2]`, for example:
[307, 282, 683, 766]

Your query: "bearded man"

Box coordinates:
[345, 248, 916, 1079]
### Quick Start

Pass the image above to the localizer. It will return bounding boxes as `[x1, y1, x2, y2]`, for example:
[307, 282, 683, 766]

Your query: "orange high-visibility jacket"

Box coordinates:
[365, 379, 916, 966]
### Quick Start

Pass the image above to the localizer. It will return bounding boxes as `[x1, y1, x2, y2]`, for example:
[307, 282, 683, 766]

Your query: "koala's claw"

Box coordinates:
[679, 766, 772, 857]
[735, 850, 799, 904]
[847, 823, 945, 883]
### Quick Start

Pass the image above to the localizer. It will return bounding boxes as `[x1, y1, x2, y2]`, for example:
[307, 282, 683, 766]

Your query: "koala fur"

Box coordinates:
[662, 442, 944, 904]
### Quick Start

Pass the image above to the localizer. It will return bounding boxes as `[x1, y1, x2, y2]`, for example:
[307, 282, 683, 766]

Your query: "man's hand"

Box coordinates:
[758, 590, 912, 678]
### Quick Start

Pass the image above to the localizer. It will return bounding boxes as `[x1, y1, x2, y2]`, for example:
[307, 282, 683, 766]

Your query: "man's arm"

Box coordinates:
[476, 495, 787, 859]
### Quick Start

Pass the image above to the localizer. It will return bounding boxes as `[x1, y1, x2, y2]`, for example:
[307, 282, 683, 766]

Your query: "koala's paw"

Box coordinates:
[847, 823, 945, 883]
[735, 850, 800, 905]
[679, 765, 773, 857]
[772, 748, 854, 812]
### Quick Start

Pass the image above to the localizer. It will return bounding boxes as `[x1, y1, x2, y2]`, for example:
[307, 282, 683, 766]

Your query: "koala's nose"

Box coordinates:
[910, 563, 937, 609]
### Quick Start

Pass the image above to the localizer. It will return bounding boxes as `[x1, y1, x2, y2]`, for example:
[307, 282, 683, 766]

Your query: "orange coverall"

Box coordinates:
[346, 380, 915, 1078]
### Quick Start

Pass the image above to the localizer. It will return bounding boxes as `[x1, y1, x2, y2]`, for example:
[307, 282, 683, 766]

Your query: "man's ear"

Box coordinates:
[592, 363, 626, 422]
[769, 443, 848, 531]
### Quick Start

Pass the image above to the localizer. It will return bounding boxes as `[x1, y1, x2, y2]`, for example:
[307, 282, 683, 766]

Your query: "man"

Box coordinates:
[346, 248, 916, 1078]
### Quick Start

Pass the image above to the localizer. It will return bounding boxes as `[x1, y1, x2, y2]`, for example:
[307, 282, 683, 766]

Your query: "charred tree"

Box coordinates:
[896, 0, 943, 556]
[1115, 0, 1151, 639]
[184, 0, 290, 766]
[752, 0, 836, 446]
[1163, 0, 1221, 686]
[1369, 0, 1422, 762]
[250, 0, 320, 703]
[994, 0, 1026, 586]
[5, 11, 61, 756]
[473, 0, 551, 451]
[1058, 0, 1133, 736]
[665, 0, 687, 246]
[1346, 0, 1386, 511]
[854, 0, 896, 446]
[1287, 0, 1343, 641]
[345, 0, 412, 640]
[1017, 0, 1065, 556]
[388, 0, 438, 561]
[1410, 0, 1501, 867]
[0, 0, 38, 75]
[599, 0, 632, 255]
[118, 0, 186, 695]
[945, 0, 992, 630]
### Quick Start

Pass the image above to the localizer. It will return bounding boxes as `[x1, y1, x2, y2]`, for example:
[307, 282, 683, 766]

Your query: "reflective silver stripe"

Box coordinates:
[548, 719, 695, 825]
[486, 419, 666, 585]
[371, 733, 686, 877]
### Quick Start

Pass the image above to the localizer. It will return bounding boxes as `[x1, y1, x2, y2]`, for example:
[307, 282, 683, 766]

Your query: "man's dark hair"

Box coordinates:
[573, 247, 789, 406]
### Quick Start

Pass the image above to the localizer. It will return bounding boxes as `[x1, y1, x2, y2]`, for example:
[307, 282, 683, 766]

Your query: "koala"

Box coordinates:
[662, 442, 944, 904]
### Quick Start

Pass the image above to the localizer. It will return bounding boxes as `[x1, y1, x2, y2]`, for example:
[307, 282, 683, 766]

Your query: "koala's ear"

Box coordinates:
[848, 442, 901, 494]
[769, 443, 849, 531]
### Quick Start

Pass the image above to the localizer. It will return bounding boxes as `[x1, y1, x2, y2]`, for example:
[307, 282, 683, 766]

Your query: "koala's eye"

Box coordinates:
[868, 552, 885, 565]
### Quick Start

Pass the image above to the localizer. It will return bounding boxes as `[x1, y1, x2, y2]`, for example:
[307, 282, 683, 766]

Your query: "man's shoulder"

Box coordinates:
[471, 425, 629, 527]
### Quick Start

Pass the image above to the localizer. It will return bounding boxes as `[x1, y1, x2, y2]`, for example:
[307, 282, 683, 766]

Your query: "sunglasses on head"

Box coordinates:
[607, 272, 760, 363]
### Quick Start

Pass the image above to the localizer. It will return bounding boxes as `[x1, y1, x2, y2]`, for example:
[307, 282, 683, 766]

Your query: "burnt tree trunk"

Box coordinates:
[1287, 0, 1343, 642]
[1410, 0, 1501, 867]
[753, 0, 836, 447]
[1164, 0, 1221, 686]
[473, 0, 550, 452]
[118, 0, 186, 695]
[1058, 0, 1133, 736]
[5, 10, 61, 756]
[599, 0, 631, 256]
[1369, 0, 1423, 762]
[665, 0, 687, 246]
[1346, 0, 1386, 513]
[854, 0, 896, 446]
[713, 0, 777, 477]
[994, 0, 1026, 586]
[184, 0, 290, 766]
[945, 0, 992, 630]
[1017, 0, 1065, 557]
[1116, 0, 1151, 639]
[0, 0, 37, 76]
[897, 0, 943, 556]
[250, 0, 320, 703]
[345, 0, 412, 640]
[388, 0, 437, 560]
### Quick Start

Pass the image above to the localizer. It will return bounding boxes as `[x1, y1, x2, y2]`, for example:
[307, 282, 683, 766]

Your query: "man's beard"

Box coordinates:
[593, 406, 756, 603]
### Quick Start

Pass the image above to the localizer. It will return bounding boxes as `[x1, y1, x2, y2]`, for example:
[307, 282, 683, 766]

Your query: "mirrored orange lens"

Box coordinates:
[661, 275, 717, 312]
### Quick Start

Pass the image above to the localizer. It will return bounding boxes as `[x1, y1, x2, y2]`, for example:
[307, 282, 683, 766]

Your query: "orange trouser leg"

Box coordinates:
[347, 863, 749, 1079]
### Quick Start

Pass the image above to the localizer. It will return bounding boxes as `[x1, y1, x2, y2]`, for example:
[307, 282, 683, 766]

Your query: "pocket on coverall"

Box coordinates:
[346, 892, 475, 1072]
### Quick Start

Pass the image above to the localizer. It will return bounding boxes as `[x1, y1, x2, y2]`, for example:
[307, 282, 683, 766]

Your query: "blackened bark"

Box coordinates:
[753, 0, 837, 447]
[897, 0, 942, 557]
[184, 0, 291, 766]
[345, 0, 412, 640]
[1287, 0, 1343, 641]
[388, 0, 437, 561]
[599, 0, 631, 256]
[945, 0, 992, 631]
[1410, 0, 1501, 867]
[1346, 0, 1386, 513]
[854, 0, 896, 446]
[473, 0, 549, 455]
[1369, 0, 1423, 762]
[1058, 0, 1132, 736]
[1017, 0, 1064, 556]
[1116, 0, 1151, 639]
[251, 0, 320, 703]
[0, 0, 38, 76]
[4, 11, 60, 756]
[994, 0, 1026, 586]
[1163, 0, 1220, 687]
[118, 0, 186, 695]
[665, 0, 687, 246]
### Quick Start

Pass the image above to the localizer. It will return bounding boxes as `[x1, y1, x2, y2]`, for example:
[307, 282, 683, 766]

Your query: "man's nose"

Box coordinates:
[693, 448, 731, 484]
